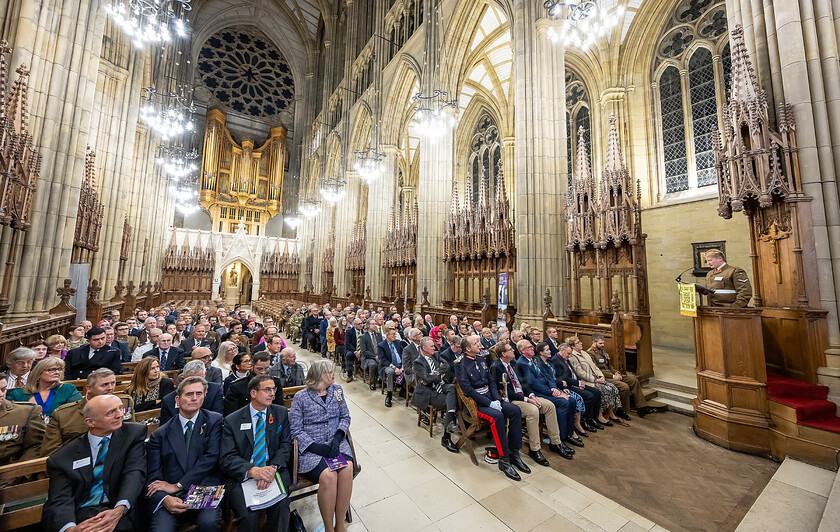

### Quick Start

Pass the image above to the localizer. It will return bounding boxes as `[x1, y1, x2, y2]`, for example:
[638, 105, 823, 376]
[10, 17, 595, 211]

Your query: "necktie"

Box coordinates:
[429, 358, 443, 393]
[390, 342, 400, 365]
[160, 350, 168, 369]
[12, 377, 21, 389]
[82, 436, 110, 507]
[286, 367, 292, 379]
[251, 412, 268, 467]
[507, 363, 522, 394]
[184, 420, 194, 450]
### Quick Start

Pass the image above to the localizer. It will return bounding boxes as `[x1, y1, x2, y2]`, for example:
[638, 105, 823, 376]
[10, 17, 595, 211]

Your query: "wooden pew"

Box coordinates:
[0, 457, 48, 530]
[0, 311, 76, 366]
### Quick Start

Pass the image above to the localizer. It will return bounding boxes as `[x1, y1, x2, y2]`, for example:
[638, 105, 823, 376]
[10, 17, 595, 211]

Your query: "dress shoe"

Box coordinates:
[576, 429, 589, 437]
[565, 435, 584, 447]
[548, 443, 574, 460]
[638, 406, 652, 418]
[369, 382, 376, 391]
[617, 409, 632, 421]
[498, 457, 521, 481]
[561, 441, 575, 454]
[582, 419, 598, 432]
[528, 449, 550, 467]
[445, 420, 458, 433]
[345, 376, 354, 383]
[385, 392, 393, 407]
[600, 419, 613, 427]
[591, 419, 604, 430]
[509, 451, 531, 474]
[441, 434, 460, 453]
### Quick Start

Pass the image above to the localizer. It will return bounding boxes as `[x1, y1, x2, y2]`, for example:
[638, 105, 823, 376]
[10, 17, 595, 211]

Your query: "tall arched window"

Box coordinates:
[566, 69, 592, 182]
[653, 0, 731, 197]
[469, 114, 501, 204]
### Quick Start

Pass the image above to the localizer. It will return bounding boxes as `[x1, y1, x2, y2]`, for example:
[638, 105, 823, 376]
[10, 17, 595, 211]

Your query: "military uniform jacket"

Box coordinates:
[705, 263, 752, 307]
[454, 355, 501, 408]
[0, 399, 45, 465]
[40, 394, 136, 457]
[588, 346, 618, 376]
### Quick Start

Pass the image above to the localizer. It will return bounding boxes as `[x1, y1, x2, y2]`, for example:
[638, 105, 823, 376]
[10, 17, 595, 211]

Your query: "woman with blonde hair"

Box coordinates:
[566, 336, 623, 425]
[44, 334, 68, 359]
[326, 317, 338, 360]
[126, 356, 175, 412]
[8, 356, 81, 418]
[413, 315, 428, 336]
[212, 340, 238, 379]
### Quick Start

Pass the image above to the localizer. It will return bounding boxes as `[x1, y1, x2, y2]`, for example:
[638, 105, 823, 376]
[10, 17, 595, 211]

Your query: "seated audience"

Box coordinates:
[3, 347, 34, 389]
[0, 372, 45, 465]
[65, 324, 88, 350]
[221, 375, 292, 532]
[567, 336, 624, 425]
[489, 341, 562, 466]
[143, 333, 186, 371]
[132, 327, 161, 361]
[29, 339, 49, 365]
[269, 347, 306, 388]
[534, 341, 586, 448]
[181, 324, 218, 358]
[359, 319, 382, 391]
[438, 336, 461, 384]
[42, 395, 146, 532]
[252, 326, 283, 354]
[146, 376, 224, 531]
[401, 328, 422, 389]
[9, 357, 82, 418]
[377, 328, 405, 408]
[160, 360, 224, 424]
[589, 334, 651, 418]
[343, 318, 363, 383]
[261, 333, 286, 367]
[551, 342, 605, 432]
[104, 325, 131, 363]
[480, 328, 495, 350]
[45, 334, 68, 360]
[290, 360, 353, 532]
[127, 357, 175, 412]
[223, 353, 252, 395]
[334, 318, 346, 372]
[165, 323, 185, 349]
[64, 327, 122, 380]
[191, 346, 223, 384]
[456, 335, 529, 480]
[223, 353, 284, 416]
[411, 337, 459, 453]
[213, 340, 239, 380]
[41, 368, 136, 456]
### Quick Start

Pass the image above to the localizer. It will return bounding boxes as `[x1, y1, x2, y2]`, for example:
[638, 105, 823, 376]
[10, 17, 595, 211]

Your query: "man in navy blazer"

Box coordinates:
[377, 328, 405, 407]
[146, 376, 224, 531]
[159, 361, 224, 424]
[143, 333, 186, 371]
[104, 326, 131, 363]
[64, 327, 122, 380]
[343, 318, 363, 382]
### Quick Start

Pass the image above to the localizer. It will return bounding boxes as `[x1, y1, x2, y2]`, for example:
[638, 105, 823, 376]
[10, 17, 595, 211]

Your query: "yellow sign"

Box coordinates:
[679, 282, 697, 317]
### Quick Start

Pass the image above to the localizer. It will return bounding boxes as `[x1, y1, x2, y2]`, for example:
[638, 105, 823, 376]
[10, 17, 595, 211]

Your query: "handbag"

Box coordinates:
[289, 509, 307, 532]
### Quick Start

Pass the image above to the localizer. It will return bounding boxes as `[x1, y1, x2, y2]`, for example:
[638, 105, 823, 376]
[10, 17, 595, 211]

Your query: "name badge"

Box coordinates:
[73, 457, 91, 469]
[240, 423, 252, 431]
[599, 359, 605, 363]
[714, 276, 724, 281]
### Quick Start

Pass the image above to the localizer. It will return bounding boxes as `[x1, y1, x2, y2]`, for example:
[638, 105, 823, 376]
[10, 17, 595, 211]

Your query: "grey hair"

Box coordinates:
[7, 347, 36, 363]
[177, 376, 208, 396]
[419, 337, 435, 350]
[304, 359, 336, 389]
[182, 360, 206, 376]
[87, 368, 115, 387]
[558, 343, 571, 351]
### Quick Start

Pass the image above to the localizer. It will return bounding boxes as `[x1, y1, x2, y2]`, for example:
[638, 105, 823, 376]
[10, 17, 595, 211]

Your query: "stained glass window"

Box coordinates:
[689, 48, 718, 187]
[660, 66, 689, 192]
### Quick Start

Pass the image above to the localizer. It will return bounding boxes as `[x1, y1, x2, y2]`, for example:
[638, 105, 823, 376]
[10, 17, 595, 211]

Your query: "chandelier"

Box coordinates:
[545, 1, 625, 49]
[104, 0, 192, 49]
[140, 87, 196, 141]
[412, 90, 458, 139]
[284, 215, 302, 229]
[353, 148, 386, 184]
[171, 185, 200, 215]
[156, 143, 198, 179]
[320, 177, 347, 205]
[299, 198, 322, 219]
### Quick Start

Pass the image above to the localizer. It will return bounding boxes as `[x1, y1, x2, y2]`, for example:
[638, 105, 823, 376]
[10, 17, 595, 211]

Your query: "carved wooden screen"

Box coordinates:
[161, 233, 214, 298]
[72, 146, 105, 263]
[260, 240, 299, 296]
[322, 231, 335, 295]
[346, 219, 366, 297]
[383, 199, 416, 308]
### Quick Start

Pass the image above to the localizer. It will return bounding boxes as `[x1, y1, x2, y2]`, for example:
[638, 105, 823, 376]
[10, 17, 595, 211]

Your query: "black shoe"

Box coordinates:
[528, 449, 550, 467]
[600, 419, 613, 427]
[548, 443, 574, 460]
[617, 409, 632, 421]
[582, 420, 598, 432]
[560, 441, 575, 455]
[369, 382, 376, 391]
[637, 406, 649, 418]
[420, 415, 430, 426]
[509, 451, 531, 474]
[445, 420, 458, 433]
[565, 436, 584, 447]
[498, 457, 521, 481]
[441, 435, 460, 454]
[385, 392, 393, 407]
[591, 419, 604, 430]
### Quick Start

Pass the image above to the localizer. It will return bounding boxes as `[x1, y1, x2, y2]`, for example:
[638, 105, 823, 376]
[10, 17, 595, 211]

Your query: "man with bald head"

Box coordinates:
[43, 394, 147, 532]
[269, 347, 305, 388]
[191, 347, 223, 383]
[144, 333, 186, 371]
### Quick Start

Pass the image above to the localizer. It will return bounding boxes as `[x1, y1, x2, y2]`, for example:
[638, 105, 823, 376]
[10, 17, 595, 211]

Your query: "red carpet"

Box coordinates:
[767, 373, 840, 434]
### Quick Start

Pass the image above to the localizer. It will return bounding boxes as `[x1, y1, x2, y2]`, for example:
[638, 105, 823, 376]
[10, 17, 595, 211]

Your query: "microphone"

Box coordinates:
[675, 267, 694, 283]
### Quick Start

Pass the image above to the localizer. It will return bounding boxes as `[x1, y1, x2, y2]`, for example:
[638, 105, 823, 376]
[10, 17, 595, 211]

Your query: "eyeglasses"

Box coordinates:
[44, 367, 63, 373]
[258, 387, 277, 393]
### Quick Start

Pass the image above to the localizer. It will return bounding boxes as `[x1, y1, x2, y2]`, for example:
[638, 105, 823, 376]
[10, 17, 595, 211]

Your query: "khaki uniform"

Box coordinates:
[0, 399, 45, 465]
[288, 314, 302, 342]
[705, 263, 752, 307]
[116, 334, 140, 353]
[588, 346, 647, 412]
[39, 394, 135, 456]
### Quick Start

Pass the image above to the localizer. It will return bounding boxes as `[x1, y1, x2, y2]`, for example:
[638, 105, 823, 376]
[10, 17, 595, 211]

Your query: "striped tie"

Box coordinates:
[251, 412, 269, 467]
[82, 436, 110, 507]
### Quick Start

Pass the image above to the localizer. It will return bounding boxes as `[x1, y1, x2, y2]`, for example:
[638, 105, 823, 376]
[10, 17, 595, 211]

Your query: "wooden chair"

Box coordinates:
[0, 457, 48, 531]
[136, 407, 161, 436]
[454, 381, 489, 466]
[282, 385, 306, 408]
[289, 430, 362, 522]
[416, 405, 438, 437]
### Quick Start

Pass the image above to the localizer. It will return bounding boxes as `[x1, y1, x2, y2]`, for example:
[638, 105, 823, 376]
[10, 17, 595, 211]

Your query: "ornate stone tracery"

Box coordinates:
[72, 146, 105, 263]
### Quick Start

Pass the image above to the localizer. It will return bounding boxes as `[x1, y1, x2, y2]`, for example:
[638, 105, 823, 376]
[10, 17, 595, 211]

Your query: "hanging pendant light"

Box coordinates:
[353, 148, 387, 184]
[104, 0, 192, 49]
[545, 1, 625, 50]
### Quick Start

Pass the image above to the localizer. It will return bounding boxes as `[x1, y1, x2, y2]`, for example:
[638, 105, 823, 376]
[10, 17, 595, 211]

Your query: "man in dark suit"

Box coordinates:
[179, 325, 218, 358]
[377, 328, 405, 407]
[130, 317, 158, 344]
[64, 327, 122, 380]
[146, 376, 224, 531]
[552, 342, 604, 432]
[224, 353, 285, 416]
[301, 308, 320, 351]
[143, 333, 186, 371]
[401, 328, 422, 390]
[545, 328, 561, 356]
[104, 326, 131, 363]
[42, 395, 146, 532]
[221, 375, 292, 532]
[343, 318, 363, 382]
[411, 338, 459, 453]
[438, 339, 462, 384]
[268, 348, 305, 389]
[190, 347, 223, 384]
[251, 326, 279, 354]
[160, 361, 224, 424]
[359, 319, 382, 391]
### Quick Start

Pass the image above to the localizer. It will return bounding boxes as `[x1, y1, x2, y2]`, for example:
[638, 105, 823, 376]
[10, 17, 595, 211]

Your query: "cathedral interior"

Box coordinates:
[3, 0, 840, 530]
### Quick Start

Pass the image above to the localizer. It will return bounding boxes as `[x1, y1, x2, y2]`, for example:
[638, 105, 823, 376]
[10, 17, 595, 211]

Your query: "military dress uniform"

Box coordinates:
[705, 263, 752, 307]
[0, 399, 45, 465]
[588, 346, 647, 413]
[39, 394, 136, 456]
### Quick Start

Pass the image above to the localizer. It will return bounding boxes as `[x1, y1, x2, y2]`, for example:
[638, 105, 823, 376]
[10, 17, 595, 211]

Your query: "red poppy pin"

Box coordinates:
[200, 423, 206, 435]
[268, 415, 274, 424]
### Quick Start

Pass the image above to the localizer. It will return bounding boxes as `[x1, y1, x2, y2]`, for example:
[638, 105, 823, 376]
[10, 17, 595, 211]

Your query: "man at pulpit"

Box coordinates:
[702, 249, 753, 308]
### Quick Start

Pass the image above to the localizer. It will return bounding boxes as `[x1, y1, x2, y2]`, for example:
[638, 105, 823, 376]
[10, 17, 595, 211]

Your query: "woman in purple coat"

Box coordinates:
[290, 359, 354, 532]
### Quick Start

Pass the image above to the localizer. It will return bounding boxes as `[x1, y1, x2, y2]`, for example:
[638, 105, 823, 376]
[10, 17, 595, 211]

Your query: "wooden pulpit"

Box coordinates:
[693, 306, 771, 455]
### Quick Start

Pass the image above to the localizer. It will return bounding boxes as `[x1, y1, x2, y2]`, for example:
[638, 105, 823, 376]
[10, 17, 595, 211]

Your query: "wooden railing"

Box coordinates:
[0, 311, 75, 365]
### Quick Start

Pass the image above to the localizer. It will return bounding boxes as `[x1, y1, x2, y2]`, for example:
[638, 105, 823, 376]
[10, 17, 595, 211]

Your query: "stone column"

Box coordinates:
[511, 7, 569, 321]
[416, 134, 454, 305]
[333, 175, 360, 296]
[365, 145, 398, 298]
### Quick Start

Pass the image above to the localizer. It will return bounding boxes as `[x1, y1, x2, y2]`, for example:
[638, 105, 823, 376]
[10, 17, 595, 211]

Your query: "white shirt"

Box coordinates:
[179, 411, 200, 435]
[132, 341, 154, 361]
[211, 359, 231, 380]
[7, 371, 28, 389]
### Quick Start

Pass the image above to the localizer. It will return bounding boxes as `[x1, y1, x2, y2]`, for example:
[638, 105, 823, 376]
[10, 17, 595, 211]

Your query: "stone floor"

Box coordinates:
[283, 336, 780, 532]
[650, 346, 697, 390]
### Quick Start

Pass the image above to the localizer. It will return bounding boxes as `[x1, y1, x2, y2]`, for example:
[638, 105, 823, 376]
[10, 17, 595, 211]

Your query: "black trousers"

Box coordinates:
[336, 345, 346, 370]
[149, 506, 220, 531]
[475, 400, 522, 457]
[303, 330, 319, 351]
[228, 481, 290, 532]
[427, 383, 457, 412]
[345, 351, 358, 377]
[568, 384, 601, 420]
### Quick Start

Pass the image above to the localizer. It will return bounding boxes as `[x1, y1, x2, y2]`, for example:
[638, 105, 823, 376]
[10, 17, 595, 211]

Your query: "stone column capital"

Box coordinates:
[535, 18, 553, 40]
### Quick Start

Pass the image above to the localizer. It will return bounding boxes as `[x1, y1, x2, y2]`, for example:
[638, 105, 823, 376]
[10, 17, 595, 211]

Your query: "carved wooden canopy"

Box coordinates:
[346, 218, 366, 271]
[322, 231, 336, 273]
[261, 239, 300, 276]
[384, 199, 417, 268]
[162, 232, 215, 272]
[73, 146, 105, 254]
